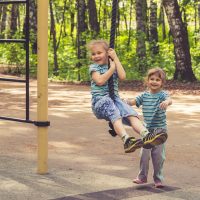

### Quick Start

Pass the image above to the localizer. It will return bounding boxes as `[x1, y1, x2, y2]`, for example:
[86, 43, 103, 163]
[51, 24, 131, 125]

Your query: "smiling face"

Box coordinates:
[90, 44, 108, 65]
[147, 73, 163, 93]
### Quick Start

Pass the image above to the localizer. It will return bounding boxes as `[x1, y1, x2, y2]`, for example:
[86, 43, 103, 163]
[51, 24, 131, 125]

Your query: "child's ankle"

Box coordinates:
[140, 129, 149, 138]
[121, 133, 129, 143]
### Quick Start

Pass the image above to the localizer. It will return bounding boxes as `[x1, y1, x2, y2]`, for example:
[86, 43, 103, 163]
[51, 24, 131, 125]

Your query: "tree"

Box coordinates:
[136, 0, 147, 73]
[9, 4, 19, 37]
[0, 5, 7, 38]
[50, 0, 58, 75]
[77, 0, 87, 81]
[158, 2, 166, 40]
[87, 0, 100, 38]
[127, 0, 134, 47]
[29, 0, 37, 54]
[149, 0, 159, 54]
[163, 0, 196, 81]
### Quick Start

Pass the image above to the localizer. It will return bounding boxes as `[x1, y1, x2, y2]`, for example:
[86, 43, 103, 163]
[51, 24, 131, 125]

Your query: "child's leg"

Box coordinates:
[127, 116, 148, 137]
[112, 118, 128, 138]
[137, 148, 151, 182]
[127, 116, 168, 147]
[151, 144, 166, 184]
[112, 119, 143, 153]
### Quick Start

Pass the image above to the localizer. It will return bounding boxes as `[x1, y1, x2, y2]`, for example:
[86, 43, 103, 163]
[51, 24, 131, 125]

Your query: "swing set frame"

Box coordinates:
[0, 0, 49, 174]
[0, 0, 118, 174]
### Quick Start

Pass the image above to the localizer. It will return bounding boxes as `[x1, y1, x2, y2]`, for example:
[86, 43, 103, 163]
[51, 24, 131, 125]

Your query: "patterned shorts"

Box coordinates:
[92, 96, 138, 123]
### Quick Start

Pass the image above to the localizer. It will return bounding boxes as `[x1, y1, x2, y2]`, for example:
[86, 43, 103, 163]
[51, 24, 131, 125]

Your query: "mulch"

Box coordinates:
[119, 80, 200, 95]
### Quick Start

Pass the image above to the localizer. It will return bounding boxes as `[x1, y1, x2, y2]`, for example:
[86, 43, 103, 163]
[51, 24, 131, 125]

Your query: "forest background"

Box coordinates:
[0, 0, 200, 83]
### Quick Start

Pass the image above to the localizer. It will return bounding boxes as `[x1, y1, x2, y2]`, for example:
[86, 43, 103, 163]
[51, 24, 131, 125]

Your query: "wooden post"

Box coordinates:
[37, 0, 48, 174]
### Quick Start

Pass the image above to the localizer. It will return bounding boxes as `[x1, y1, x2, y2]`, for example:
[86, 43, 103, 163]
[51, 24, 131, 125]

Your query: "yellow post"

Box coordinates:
[37, 0, 49, 174]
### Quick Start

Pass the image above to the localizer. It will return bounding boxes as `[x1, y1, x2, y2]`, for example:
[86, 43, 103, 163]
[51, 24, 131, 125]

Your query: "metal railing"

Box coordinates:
[0, 0, 32, 123]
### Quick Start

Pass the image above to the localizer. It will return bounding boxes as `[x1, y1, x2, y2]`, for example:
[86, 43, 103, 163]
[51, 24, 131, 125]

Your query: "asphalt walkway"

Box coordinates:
[0, 81, 200, 200]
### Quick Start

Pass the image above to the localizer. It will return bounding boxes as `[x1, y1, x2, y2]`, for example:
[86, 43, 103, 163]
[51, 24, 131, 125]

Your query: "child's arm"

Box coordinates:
[91, 59, 116, 86]
[159, 97, 172, 110]
[124, 98, 136, 106]
[108, 48, 126, 80]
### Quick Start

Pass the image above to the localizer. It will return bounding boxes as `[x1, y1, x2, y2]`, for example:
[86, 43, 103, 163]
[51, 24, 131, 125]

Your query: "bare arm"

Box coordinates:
[108, 48, 126, 80]
[159, 97, 172, 110]
[124, 98, 136, 106]
[91, 59, 116, 86]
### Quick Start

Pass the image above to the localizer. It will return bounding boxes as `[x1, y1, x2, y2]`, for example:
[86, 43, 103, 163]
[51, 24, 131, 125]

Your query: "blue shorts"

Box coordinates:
[92, 96, 138, 124]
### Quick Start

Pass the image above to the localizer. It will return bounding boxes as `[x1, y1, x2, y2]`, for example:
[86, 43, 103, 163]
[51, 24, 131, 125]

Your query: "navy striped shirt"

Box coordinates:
[135, 91, 169, 129]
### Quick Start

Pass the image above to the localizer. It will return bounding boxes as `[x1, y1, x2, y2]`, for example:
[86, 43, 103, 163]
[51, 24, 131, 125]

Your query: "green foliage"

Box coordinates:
[0, 0, 200, 82]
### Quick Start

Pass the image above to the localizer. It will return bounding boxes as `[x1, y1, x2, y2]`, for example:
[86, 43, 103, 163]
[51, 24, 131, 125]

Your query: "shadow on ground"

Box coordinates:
[52, 185, 180, 200]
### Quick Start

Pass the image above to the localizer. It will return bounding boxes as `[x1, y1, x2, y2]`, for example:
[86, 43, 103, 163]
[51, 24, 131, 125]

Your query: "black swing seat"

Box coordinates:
[108, 121, 117, 137]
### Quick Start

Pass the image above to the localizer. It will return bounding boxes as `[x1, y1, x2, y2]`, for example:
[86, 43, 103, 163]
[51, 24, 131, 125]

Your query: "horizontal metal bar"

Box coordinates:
[0, 117, 51, 127]
[0, 39, 26, 43]
[0, 0, 27, 4]
[0, 77, 26, 83]
[0, 116, 34, 124]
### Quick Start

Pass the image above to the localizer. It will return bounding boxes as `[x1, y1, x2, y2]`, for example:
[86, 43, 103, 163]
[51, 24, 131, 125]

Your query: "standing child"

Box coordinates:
[87, 39, 167, 153]
[126, 68, 172, 187]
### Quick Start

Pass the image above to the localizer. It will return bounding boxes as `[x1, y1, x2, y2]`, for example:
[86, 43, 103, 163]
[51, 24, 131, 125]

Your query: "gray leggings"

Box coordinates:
[137, 128, 166, 183]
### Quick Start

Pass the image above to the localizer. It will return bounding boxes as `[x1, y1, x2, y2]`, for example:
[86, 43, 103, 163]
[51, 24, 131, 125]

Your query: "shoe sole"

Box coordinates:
[155, 184, 164, 188]
[143, 133, 168, 148]
[133, 180, 147, 184]
[125, 139, 144, 153]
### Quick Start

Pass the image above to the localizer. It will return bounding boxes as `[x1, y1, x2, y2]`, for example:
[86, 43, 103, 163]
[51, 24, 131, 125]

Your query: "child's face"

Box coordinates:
[90, 44, 108, 65]
[147, 74, 163, 93]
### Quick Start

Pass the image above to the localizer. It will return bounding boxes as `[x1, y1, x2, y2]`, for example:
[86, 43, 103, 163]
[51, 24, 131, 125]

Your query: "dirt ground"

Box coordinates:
[0, 76, 200, 200]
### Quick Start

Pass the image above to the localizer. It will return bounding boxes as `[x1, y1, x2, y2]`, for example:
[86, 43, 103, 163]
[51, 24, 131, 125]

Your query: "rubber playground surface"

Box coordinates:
[0, 77, 200, 200]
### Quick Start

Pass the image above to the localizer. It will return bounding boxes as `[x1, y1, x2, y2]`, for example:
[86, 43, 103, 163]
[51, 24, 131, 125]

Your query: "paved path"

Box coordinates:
[0, 80, 200, 200]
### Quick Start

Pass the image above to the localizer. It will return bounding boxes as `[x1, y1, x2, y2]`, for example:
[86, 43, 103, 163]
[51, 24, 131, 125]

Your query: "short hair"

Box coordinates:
[87, 39, 109, 52]
[144, 67, 166, 87]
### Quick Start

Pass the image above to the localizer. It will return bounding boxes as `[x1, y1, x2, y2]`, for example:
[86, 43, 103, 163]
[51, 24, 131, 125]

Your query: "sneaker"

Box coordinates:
[143, 131, 168, 149]
[154, 182, 164, 188]
[124, 137, 143, 153]
[133, 178, 147, 184]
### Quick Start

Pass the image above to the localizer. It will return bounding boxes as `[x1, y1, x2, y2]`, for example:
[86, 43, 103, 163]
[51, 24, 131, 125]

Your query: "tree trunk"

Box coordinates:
[122, 1, 128, 31]
[9, 5, 18, 37]
[29, 0, 37, 54]
[57, 0, 67, 49]
[149, 0, 159, 54]
[136, 0, 147, 73]
[127, 0, 133, 47]
[198, 2, 200, 31]
[159, 2, 166, 40]
[163, 0, 196, 82]
[102, 0, 107, 30]
[77, 0, 87, 81]
[87, 0, 100, 38]
[49, 0, 59, 75]
[0, 5, 7, 38]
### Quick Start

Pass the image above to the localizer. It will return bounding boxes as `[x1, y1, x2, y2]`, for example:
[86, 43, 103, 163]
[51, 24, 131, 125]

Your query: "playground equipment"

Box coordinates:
[0, 0, 49, 174]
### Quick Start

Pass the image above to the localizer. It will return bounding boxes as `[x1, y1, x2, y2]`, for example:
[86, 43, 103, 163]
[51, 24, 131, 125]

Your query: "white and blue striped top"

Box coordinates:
[135, 91, 169, 129]
[89, 63, 119, 98]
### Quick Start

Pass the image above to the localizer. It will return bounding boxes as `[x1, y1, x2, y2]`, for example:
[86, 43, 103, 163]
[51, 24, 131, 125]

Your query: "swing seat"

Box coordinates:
[108, 121, 117, 137]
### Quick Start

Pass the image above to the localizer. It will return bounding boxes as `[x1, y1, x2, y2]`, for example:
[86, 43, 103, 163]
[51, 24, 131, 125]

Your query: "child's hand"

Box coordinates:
[122, 98, 129, 104]
[109, 58, 116, 72]
[108, 48, 118, 61]
[122, 98, 135, 106]
[159, 100, 169, 110]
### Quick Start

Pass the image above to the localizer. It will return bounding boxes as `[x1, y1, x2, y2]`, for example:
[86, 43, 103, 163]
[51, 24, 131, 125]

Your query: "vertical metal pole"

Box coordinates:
[37, 0, 48, 174]
[25, 0, 30, 120]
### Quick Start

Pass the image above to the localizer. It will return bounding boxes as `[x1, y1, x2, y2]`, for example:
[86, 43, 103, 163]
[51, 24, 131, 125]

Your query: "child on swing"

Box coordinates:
[87, 39, 167, 153]
[125, 68, 172, 187]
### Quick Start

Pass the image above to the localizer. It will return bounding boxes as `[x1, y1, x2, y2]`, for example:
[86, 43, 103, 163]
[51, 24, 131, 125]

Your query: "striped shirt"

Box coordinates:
[89, 63, 119, 98]
[135, 91, 169, 129]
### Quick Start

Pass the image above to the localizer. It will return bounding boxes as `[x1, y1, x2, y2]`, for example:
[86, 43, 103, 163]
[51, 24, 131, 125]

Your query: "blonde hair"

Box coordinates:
[87, 39, 109, 52]
[144, 67, 166, 87]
